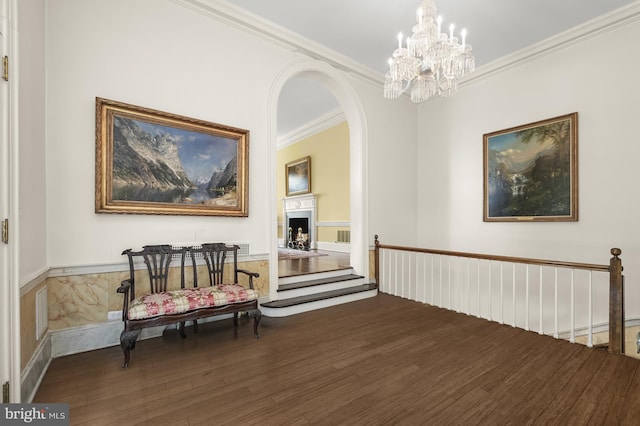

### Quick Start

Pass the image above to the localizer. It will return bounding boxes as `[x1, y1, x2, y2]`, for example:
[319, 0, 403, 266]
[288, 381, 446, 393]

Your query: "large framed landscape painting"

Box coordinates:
[95, 98, 249, 216]
[483, 113, 578, 222]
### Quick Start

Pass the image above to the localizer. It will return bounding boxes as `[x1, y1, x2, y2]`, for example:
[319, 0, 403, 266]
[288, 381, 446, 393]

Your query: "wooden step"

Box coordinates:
[260, 282, 378, 317]
[265, 282, 376, 308]
[278, 274, 364, 292]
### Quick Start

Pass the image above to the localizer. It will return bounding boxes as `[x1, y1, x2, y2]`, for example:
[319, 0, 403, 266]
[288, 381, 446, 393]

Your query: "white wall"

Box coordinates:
[354, 77, 418, 247]
[18, 0, 47, 283]
[417, 17, 640, 316]
[44, 0, 418, 267]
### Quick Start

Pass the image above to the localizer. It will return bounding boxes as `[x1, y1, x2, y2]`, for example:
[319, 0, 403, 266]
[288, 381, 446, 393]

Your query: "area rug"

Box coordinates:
[278, 248, 328, 260]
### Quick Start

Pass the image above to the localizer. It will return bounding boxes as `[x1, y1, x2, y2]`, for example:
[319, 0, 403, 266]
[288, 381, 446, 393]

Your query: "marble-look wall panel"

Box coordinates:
[20, 280, 46, 370]
[107, 269, 129, 313]
[239, 260, 269, 295]
[48, 259, 271, 332]
[48, 273, 109, 330]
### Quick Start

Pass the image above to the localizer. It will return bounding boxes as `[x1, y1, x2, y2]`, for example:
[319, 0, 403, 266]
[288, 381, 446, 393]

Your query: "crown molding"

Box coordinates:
[171, 0, 640, 97]
[465, 1, 640, 86]
[170, 0, 383, 86]
[278, 108, 346, 149]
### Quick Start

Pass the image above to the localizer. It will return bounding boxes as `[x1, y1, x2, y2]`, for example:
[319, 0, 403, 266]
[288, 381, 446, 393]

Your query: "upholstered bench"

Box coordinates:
[127, 285, 259, 320]
[117, 243, 261, 367]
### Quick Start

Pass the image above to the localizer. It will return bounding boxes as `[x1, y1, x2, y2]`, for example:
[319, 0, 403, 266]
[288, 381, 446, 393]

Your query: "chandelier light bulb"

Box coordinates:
[397, 32, 403, 49]
[461, 28, 467, 48]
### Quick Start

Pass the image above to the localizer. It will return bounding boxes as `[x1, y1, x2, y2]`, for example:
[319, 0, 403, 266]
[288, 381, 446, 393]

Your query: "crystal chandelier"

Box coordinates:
[384, 0, 475, 103]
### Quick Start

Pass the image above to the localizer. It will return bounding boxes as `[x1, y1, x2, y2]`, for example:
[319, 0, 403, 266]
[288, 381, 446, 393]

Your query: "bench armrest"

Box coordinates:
[117, 279, 132, 320]
[237, 269, 259, 290]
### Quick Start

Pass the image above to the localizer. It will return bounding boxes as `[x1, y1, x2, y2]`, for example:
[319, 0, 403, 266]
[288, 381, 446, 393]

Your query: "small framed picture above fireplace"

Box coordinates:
[285, 156, 311, 196]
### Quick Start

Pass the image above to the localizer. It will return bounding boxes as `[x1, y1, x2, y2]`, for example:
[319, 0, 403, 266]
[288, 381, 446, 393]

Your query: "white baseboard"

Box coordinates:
[50, 314, 238, 359]
[21, 334, 52, 402]
[316, 241, 350, 253]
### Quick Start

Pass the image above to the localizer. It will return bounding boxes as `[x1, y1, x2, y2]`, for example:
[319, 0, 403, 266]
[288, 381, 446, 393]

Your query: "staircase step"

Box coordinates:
[262, 282, 377, 309]
[278, 267, 354, 285]
[278, 274, 364, 292]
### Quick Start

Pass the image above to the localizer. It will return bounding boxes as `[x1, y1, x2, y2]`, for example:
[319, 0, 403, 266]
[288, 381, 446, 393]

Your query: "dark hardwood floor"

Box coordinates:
[278, 249, 350, 278]
[34, 293, 640, 425]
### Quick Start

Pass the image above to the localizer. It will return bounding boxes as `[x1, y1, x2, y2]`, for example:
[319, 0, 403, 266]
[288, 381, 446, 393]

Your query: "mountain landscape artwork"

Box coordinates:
[96, 98, 249, 216]
[112, 117, 238, 205]
[484, 113, 578, 222]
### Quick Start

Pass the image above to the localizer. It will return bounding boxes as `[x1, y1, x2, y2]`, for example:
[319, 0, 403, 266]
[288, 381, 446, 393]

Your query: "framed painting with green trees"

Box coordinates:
[483, 113, 578, 222]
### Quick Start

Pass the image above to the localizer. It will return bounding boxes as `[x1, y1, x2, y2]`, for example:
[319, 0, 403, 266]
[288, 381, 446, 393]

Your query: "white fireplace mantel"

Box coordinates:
[283, 193, 316, 213]
[283, 193, 317, 249]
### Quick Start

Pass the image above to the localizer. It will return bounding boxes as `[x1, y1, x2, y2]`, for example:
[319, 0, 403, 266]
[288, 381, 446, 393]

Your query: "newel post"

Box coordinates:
[609, 248, 624, 355]
[374, 235, 380, 288]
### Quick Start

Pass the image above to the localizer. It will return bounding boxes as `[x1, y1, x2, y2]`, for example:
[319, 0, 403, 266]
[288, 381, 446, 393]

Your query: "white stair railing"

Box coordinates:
[374, 236, 624, 353]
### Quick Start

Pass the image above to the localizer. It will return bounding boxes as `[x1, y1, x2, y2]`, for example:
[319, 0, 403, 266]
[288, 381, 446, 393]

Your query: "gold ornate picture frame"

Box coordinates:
[95, 98, 249, 216]
[285, 156, 311, 196]
[483, 112, 578, 222]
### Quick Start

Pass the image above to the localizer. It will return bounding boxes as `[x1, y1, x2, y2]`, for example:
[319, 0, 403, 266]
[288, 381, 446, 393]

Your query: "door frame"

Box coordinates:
[0, 0, 20, 403]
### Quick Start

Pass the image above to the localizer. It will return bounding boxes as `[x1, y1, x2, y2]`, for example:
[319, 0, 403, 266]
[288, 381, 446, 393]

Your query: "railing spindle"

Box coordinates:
[500, 263, 504, 325]
[554, 267, 559, 339]
[467, 259, 471, 315]
[457, 257, 462, 314]
[439, 256, 443, 308]
[539, 265, 543, 335]
[512, 264, 516, 328]
[570, 269, 575, 343]
[488, 261, 492, 321]
[476, 259, 481, 318]
[525, 265, 530, 331]
[448, 257, 452, 310]
[588, 271, 593, 348]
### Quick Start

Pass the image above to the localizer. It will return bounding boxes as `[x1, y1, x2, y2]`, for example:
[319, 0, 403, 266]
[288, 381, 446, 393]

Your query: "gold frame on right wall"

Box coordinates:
[483, 112, 578, 222]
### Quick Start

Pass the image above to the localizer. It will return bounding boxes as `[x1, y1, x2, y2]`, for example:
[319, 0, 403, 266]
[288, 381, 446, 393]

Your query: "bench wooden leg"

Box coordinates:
[120, 329, 141, 368]
[251, 309, 262, 339]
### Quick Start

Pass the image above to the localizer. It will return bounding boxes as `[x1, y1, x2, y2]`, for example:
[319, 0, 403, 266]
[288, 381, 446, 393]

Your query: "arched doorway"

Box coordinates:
[267, 60, 368, 301]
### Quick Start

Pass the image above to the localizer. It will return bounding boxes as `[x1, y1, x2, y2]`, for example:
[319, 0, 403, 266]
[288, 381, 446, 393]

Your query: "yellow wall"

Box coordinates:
[277, 121, 350, 242]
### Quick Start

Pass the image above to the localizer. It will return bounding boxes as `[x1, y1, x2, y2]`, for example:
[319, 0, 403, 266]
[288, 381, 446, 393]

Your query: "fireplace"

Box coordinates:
[286, 212, 311, 250]
[283, 193, 316, 250]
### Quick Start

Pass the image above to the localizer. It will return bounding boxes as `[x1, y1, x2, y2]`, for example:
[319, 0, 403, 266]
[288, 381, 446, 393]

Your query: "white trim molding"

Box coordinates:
[277, 109, 345, 149]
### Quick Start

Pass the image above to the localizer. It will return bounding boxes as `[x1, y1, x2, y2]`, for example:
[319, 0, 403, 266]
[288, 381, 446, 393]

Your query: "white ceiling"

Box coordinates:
[224, 0, 637, 140]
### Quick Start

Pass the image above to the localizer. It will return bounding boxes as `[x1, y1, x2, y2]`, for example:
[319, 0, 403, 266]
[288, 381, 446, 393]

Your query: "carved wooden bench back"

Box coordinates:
[190, 243, 241, 287]
[122, 245, 187, 300]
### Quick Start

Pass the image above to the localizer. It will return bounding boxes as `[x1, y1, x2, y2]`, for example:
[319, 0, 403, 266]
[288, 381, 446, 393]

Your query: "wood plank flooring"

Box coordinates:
[34, 293, 640, 425]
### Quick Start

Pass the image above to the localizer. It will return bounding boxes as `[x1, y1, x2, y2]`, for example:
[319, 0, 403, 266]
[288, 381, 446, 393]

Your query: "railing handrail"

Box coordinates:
[374, 235, 624, 355]
[375, 239, 610, 272]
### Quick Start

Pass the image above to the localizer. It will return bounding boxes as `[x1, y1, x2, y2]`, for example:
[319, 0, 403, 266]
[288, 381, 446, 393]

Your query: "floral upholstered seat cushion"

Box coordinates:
[128, 284, 259, 320]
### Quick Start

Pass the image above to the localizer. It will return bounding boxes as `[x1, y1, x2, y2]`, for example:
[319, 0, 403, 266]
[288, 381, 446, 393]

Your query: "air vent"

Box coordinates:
[337, 230, 351, 243]
[170, 242, 250, 256]
[232, 243, 250, 255]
